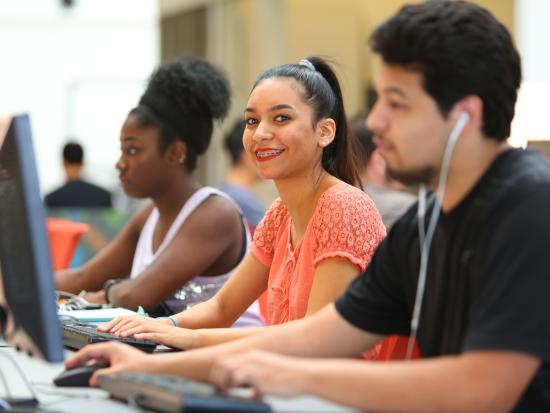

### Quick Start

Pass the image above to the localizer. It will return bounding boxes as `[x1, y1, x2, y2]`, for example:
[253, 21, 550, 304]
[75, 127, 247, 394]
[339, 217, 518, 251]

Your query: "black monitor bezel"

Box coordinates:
[0, 114, 64, 362]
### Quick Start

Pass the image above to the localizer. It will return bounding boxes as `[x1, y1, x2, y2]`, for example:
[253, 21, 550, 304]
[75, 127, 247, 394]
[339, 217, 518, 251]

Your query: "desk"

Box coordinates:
[0, 345, 357, 413]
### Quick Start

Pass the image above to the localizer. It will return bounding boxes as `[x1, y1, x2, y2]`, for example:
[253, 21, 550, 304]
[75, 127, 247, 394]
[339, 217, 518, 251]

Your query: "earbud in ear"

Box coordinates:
[458, 111, 470, 125]
[447, 111, 470, 146]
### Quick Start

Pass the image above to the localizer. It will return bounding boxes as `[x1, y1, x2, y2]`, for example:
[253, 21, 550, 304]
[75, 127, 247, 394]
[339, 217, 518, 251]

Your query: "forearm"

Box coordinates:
[109, 279, 169, 311]
[186, 305, 374, 359]
[168, 319, 324, 381]
[171, 253, 269, 329]
[192, 325, 287, 349]
[298, 355, 531, 413]
[143, 306, 377, 382]
[173, 297, 237, 329]
[108, 281, 143, 310]
[55, 268, 93, 293]
[298, 357, 457, 412]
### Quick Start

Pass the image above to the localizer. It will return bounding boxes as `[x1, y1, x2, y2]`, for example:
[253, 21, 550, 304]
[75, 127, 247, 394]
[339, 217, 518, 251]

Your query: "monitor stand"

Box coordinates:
[0, 305, 6, 334]
[0, 305, 39, 410]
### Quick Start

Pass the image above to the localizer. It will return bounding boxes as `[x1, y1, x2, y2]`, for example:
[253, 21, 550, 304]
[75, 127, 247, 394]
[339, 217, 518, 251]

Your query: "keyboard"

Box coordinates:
[61, 322, 157, 353]
[99, 372, 271, 413]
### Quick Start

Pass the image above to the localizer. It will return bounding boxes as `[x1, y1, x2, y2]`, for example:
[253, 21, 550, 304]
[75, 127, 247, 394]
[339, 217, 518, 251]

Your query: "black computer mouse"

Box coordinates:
[53, 363, 108, 387]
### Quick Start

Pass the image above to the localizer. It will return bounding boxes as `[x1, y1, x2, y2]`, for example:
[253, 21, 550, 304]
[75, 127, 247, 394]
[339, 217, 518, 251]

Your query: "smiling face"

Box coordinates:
[243, 77, 329, 183]
[366, 62, 454, 186]
[115, 114, 178, 198]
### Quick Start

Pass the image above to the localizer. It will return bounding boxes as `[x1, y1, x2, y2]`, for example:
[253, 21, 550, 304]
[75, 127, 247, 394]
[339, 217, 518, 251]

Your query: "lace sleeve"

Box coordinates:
[312, 185, 386, 270]
[251, 198, 288, 267]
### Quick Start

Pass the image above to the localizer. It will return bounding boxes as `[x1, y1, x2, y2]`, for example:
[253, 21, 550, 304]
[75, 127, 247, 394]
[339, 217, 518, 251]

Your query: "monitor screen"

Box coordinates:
[0, 114, 63, 362]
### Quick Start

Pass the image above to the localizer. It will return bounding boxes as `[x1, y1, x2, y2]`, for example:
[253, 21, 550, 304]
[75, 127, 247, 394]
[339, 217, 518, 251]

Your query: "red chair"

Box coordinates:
[46, 218, 88, 270]
[377, 335, 420, 360]
[362, 335, 421, 361]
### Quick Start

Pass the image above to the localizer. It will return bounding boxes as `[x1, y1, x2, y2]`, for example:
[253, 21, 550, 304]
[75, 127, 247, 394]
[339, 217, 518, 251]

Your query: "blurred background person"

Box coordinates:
[219, 118, 265, 231]
[45, 141, 112, 208]
[352, 116, 415, 228]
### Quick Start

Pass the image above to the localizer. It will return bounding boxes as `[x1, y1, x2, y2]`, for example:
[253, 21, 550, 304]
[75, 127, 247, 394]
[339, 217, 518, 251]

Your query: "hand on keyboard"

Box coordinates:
[99, 314, 171, 334]
[98, 315, 195, 350]
[57, 290, 102, 310]
[82, 290, 107, 305]
[62, 322, 157, 353]
[210, 349, 309, 398]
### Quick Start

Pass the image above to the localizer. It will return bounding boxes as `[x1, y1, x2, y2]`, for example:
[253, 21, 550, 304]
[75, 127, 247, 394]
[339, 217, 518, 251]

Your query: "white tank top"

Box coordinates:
[130, 187, 263, 327]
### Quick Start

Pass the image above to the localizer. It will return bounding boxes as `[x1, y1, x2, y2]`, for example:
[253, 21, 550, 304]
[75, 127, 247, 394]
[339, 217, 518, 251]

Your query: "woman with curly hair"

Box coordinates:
[55, 57, 263, 326]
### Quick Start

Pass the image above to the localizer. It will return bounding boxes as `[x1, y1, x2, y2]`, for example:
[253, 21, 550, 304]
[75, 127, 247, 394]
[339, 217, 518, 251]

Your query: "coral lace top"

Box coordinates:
[251, 181, 386, 325]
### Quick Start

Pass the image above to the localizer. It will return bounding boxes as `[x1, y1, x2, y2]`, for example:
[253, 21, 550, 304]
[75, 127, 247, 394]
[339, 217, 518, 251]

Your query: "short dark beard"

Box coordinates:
[386, 165, 436, 186]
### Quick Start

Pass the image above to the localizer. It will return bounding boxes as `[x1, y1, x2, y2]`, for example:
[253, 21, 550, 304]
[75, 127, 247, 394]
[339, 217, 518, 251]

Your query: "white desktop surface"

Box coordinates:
[0, 344, 357, 413]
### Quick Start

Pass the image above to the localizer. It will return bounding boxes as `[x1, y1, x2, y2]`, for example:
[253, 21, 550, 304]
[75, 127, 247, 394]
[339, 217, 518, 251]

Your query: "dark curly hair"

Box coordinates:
[129, 56, 230, 170]
[370, 0, 521, 141]
[252, 56, 361, 187]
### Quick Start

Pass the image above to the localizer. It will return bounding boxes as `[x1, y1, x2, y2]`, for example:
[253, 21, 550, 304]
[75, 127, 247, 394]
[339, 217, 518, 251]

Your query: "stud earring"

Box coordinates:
[320, 141, 328, 147]
[178, 154, 186, 164]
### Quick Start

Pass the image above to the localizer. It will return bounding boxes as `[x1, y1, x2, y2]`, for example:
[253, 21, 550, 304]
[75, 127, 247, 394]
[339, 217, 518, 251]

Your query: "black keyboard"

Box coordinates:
[99, 372, 271, 413]
[61, 322, 157, 353]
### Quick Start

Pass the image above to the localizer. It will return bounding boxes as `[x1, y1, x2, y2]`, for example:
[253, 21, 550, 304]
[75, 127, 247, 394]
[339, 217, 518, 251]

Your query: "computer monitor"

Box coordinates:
[0, 114, 64, 362]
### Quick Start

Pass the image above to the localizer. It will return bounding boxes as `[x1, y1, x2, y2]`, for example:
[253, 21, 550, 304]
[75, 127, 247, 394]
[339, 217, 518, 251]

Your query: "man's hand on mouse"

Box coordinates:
[65, 342, 152, 386]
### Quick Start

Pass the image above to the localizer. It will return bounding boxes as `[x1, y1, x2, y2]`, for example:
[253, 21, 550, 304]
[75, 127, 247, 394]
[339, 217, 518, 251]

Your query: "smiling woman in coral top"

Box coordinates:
[99, 56, 386, 349]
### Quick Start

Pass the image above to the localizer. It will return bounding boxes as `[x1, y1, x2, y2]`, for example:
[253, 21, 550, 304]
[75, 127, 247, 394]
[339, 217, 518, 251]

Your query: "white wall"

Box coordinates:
[0, 0, 159, 196]
[510, 0, 550, 145]
[516, 0, 550, 82]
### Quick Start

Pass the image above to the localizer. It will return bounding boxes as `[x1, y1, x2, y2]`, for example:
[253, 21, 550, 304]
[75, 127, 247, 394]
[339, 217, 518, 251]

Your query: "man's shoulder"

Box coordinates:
[483, 149, 550, 204]
[73, 179, 110, 194]
[44, 184, 70, 205]
[466, 149, 550, 228]
[45, 180, 111, 207]
[495, 149, 550, 186]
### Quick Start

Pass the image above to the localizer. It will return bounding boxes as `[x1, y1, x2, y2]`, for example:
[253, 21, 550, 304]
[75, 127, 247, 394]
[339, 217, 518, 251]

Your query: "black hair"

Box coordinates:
[223, 119, 246, 166]
[370, 0, 521, 141]
[252, 56, 361, 187]
[62, 142, 83, 164]
[129, 56, 230, 171]
[350, 115, 375, 169]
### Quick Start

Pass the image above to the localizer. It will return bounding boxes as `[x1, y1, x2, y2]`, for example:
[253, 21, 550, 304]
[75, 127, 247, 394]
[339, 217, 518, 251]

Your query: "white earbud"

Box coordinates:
[407, 109, 470, 359]
[454, 111, 470, 137]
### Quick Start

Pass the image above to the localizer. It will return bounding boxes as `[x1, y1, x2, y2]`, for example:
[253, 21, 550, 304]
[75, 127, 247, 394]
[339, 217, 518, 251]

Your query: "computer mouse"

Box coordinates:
[53, 363, 108, 387]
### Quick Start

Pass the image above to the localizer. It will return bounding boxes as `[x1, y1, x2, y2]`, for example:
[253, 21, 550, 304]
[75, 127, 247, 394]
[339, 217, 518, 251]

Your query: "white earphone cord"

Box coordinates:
[405, 112, 470, 359]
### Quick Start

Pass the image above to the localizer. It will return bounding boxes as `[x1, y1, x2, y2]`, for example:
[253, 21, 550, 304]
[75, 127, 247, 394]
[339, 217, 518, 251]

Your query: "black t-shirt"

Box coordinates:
[336, 149, 550, 411]
[45, 180, 112, 208]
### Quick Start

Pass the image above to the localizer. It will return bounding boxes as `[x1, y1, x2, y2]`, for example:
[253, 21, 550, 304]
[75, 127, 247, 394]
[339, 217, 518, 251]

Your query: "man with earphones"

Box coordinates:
[66, 1, 549, 411]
